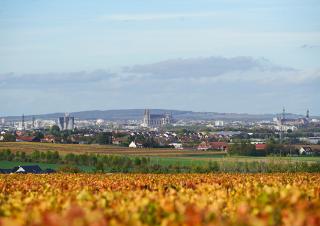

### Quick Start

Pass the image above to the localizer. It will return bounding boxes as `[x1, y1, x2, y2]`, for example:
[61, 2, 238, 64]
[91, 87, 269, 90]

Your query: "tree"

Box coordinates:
[34, 132, 44, 140]
[31, 150, 41, 162]
[50, 125, 60, 136]
[65, 153, 76, 164]
[3, 134, 16, 142]
[95, 132, 112, 145]
[228, 140, 258, 156]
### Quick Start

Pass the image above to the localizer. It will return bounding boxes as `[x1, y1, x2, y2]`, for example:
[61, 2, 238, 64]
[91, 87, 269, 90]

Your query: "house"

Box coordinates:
[16, 136, 40, 142]
[112, 137, 127, 145]
[169, 143, 183, 150]
[209, 142, 228, 151]
[197, 141, 228, 151]
[197, 141, 211, 151]
[299, 146, 313, 155]
[129, 141, 143, 148]
[255, 144, 267, 150]
[15, 131, 25, 136]
[40, 135, 56, 143]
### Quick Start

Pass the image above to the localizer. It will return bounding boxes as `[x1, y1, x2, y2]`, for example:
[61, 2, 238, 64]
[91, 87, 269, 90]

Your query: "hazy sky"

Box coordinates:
[0, 0, 319, 116]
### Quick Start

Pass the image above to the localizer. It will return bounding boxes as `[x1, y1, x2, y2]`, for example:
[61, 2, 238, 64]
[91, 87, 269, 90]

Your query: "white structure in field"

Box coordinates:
[169, 143, 183, 149]
[129, 141, 142, 148]
[299, 147, 313, 155]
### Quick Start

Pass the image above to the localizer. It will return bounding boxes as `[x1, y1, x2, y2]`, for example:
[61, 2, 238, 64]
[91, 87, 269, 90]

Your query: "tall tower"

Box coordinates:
[32, 116, 35, 129]
[282, 107, 286, 120]
[143, 109, 150, 127]
[58, 113, 74, 130]
[306, 109, 310, 119]
[22, 114, 25, 131]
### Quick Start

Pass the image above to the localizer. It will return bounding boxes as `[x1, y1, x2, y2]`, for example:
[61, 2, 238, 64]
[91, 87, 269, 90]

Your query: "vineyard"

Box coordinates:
[1, 174, 320, 226]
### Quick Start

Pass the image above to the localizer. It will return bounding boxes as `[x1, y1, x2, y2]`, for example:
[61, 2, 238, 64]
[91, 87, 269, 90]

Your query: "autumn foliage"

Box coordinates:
[0, 173, 320, 226]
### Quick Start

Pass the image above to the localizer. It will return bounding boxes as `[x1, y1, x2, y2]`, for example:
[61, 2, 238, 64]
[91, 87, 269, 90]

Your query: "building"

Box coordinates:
[40, 135, 56, 143]
[299, 147, 313, 155]
[210, 142, 228, 151]
[129, 141, 143, 148]
[299, 137, 320, 144]
[169, 143, 183, 149]
[255, 144, 267, 150]
[274, 108, 310, 131]
[58, 113, 75, 130]
[16, 136, 40, 142]
[197, 142, 209, 150]
[142, 109, 173, 128]
[214, 121, 224, 127]
[197, 141, 228, 151]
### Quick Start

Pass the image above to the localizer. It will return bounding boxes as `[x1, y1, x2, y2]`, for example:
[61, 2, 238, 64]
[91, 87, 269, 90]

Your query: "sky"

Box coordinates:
[0, 0, 319, 116]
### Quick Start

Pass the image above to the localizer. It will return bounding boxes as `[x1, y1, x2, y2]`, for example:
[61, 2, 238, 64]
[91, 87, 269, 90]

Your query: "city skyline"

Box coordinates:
[0, 107, 317, 119]
[1, 0, 319, 115]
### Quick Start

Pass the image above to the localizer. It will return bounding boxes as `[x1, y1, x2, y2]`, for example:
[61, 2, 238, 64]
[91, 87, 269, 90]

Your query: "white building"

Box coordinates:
[299, 147, 313, 155]
[129, 141, 143, 148]
[274, 125, 297, 132]
[169, 143, 183, 149]
[214, 120, 224, 127]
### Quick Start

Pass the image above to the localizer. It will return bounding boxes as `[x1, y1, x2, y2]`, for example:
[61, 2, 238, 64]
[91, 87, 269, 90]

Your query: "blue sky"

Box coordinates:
[0, 0, 319, 116]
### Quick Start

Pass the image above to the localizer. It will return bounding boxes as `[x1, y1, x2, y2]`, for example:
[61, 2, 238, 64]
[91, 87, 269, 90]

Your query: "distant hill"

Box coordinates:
[2, 109, 313, 122]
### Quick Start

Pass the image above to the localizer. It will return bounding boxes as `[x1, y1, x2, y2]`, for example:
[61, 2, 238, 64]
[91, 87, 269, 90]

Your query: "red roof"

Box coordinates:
[255, 144, 267, 150]
[16, 136, 36, 142]
[209, 142, 228, 149]
[197, 142, 210, 150]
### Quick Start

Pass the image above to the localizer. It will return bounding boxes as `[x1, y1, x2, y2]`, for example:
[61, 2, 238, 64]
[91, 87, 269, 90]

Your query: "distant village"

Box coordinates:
[0, 108, 320, 156]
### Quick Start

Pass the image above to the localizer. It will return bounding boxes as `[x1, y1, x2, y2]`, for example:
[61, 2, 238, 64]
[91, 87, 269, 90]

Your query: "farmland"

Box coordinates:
[1, 173, 320, 226]
[1, 142, 320, 164]
[0, 142, 222, 157]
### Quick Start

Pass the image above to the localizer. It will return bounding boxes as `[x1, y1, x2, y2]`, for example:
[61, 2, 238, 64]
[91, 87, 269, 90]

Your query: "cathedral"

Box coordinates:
[142, 109, 173, 128]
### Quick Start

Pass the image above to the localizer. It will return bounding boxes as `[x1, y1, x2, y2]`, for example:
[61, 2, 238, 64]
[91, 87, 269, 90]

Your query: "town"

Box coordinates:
[1, 108, 319, 156]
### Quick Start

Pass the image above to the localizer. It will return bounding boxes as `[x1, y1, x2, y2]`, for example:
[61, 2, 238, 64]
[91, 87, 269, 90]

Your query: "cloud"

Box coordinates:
[98, 12, 218, 22]
[0, 70, 115, 89]
[123, 56, 297, 80]
[301, 44, 320, 49]
[1, 56, 319, 115]
[2, 56, 318, 91]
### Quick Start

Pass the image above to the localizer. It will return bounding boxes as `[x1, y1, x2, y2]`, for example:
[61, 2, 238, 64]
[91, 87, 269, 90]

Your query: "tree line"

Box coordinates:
[228, 139, 318, 156]
[1, 149, 320, 173]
